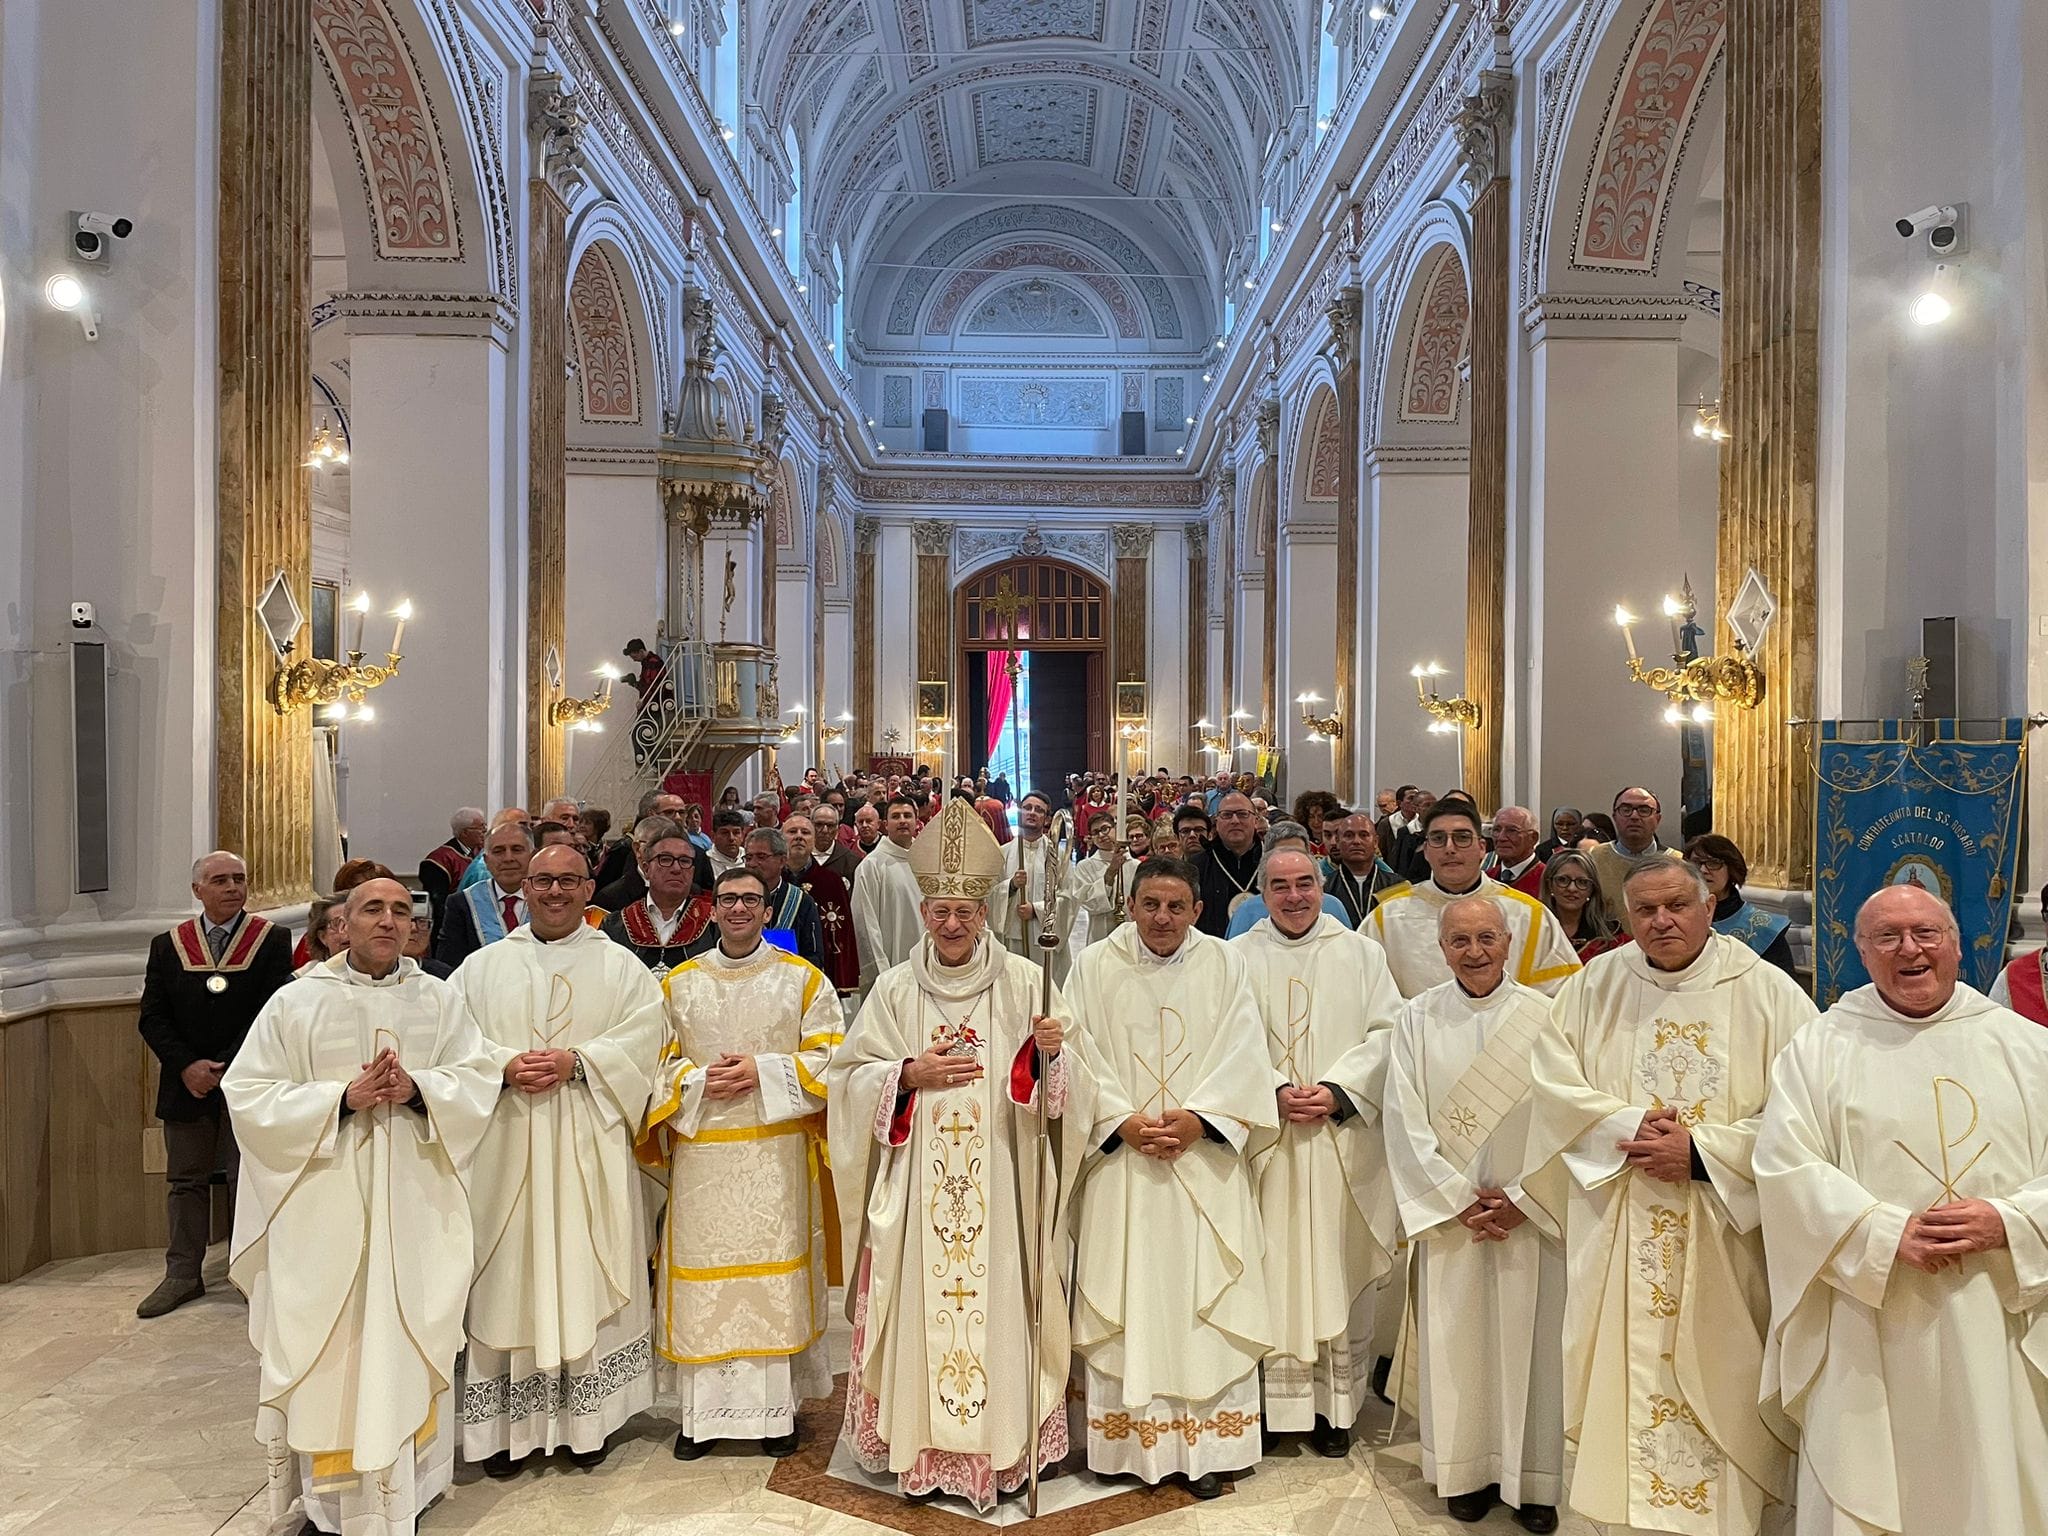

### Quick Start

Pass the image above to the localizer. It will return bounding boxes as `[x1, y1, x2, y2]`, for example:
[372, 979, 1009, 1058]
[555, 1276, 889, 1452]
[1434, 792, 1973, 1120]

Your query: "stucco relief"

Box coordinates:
[1115, 100, 1151, 192]
[312, 0, 461, 259]
[1401, 247, 1469, 423]
[962, 276, 1108, 336]
[1151, 376, 1185, 433]
[883, 375, 914, 427]
[1575, 0, 1726, 271]
[916, 236, 1149, 338]
[956, 525, 1111, 577]
[965, 0, 1105, 46]
[957, 377, 1109, 429]
[1305, 401, 1342, 500]
[568, 246, 639, 424]
[972, 83, 1098, 168]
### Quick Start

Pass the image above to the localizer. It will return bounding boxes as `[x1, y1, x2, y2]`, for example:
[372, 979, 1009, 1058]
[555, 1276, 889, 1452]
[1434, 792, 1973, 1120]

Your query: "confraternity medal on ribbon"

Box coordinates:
[205, 974, 228, 994]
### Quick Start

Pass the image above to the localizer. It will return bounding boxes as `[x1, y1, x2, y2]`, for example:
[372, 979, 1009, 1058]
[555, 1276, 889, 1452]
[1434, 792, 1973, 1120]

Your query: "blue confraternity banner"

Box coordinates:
[1812, 718, 2027, 1006]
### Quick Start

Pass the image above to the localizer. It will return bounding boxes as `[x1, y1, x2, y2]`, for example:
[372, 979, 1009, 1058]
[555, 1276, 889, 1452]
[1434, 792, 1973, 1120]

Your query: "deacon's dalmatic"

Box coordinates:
[1068, 858, 1276, 1497]
[225, 881, 499, 1536]
[641, 864, 844, 1457]
[1757, 886, 2048, 1536]
[1382, 896, 1565, 1529]
[1528, 861, 1811, 1535]
[828, 797, 1092, 1510]
[450, 846, 667, 1471]
[1233, 848, 1403, 1453]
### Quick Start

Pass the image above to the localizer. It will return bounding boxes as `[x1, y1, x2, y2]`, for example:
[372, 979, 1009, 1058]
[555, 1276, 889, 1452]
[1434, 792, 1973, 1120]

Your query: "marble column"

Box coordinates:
[1185, 522, 1209, 766]
[1258, 409, 1281, 737]
[1719, 0, 1821, 888]
[1218, 466, 1238, 728]
[1113, 523, 1151, 776]
[524, 80, 583, 809]
[215, 0, 312, 908]
[876, 522, 916, 759]
[1458, 73, 1513, 814]
[912, 519, 952, 774]
[1328, 291, 1365, 799]
[853, 516, 878, 764]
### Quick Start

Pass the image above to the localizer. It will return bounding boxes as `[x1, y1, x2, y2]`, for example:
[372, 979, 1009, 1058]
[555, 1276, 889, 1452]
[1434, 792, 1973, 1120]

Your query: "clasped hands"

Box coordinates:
[1457, 1189, 1528, 1243]
[181, 1059, 227, 1098]
[1277, 1083, 1337, 1125]
[346, 1047, 417, 1112]
[704, 1054, 760, 1101]
[503, 1049, 577, 1096]
[1617, 1106, 1695, 1184]
[1897, 1198, 2007, 1273]
[1118, 1108, 1203, 1161]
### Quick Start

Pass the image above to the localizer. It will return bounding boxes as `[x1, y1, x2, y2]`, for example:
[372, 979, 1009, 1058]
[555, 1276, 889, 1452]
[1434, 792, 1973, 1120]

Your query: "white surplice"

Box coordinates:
[1068, 850, 1134, 949]
[827, 935, 1093, 1511]
[1756, 984, 2048, 1536]
[1383, 978, 1565, 1509]
[1068, 924, 1277, 1481]
[850, 837, 924, 994]
[644, 942, 843, 1440]
[1234, 914, 1403, 1432]
[992, 834, 1076, 985]
[450, 923, 667, 1460]
[224, 955, 500, 1536]
[1364, 877, 1583, 998]
[1528, 936, 1812, 1535]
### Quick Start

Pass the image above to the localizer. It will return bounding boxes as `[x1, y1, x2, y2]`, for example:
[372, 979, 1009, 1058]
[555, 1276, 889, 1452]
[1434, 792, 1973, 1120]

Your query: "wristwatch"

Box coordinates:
[569, 1050, 586, 1084]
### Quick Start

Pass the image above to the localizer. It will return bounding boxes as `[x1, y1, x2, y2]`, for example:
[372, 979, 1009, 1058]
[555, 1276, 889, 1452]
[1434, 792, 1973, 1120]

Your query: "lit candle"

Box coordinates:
[1661, 594, 1685, 656]
[1613, 605, 1639, 662]
[1411, 664, 1428, 704]
[388, 599, 412, 656]
[349, 590, 371, 654]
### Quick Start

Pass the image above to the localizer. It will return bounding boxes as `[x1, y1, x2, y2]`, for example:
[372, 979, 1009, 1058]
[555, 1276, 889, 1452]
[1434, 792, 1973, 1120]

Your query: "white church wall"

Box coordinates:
[1367, 466, 1468, 796]
[1146, 524, 1188, 776]
[1279, 525, 1341, 791]
[565, 472, 663, 769]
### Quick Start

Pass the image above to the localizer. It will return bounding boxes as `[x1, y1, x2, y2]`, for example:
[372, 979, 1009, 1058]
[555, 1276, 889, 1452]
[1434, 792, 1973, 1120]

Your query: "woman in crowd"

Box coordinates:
[1574, 811, 1618, 850]
[1540, 850, 1628, 962]
[1685, 833, 1798, 975]
[1535, 805, 1582, 861]
[294, 896, 349, 976]
[1290, 790, 1344, 855]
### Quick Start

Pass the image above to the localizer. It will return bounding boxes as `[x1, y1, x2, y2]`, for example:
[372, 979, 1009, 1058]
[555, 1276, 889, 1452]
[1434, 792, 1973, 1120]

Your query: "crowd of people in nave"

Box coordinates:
[131, 752, 2048, 1536]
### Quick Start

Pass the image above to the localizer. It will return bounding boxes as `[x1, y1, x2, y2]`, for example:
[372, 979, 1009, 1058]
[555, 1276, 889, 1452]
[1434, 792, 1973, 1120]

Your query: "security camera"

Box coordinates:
[70, 211, 134, 262]
[69, 602, 96, 629]
[1894, 204, 1965, 254]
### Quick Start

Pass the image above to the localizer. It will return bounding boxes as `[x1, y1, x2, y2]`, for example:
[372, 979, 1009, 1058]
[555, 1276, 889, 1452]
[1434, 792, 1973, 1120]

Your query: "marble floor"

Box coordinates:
[0, 1249, 1606, 1536]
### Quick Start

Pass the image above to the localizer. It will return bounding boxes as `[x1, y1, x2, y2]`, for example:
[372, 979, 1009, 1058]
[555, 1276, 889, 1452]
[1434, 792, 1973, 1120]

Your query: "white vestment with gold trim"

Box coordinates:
[642, 943, 842, 1439]
[1364, 877, 1583, 999]
[450, 923, 667, 1459]
[1528, 936, 1811, 1534]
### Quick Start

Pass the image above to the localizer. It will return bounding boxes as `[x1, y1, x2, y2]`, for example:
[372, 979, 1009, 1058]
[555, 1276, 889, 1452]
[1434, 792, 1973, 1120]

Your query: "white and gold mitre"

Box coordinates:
[909, 797, 1006, 901]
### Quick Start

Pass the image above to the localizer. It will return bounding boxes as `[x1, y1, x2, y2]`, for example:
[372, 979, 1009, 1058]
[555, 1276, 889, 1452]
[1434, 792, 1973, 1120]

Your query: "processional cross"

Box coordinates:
[986, 575, 1030, 776]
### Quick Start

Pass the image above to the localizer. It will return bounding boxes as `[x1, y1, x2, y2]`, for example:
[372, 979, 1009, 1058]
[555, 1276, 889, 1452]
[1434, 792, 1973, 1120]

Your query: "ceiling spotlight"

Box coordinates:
[1201, 372, 1212, 383]
[1184, 415, 1195, 426]
[1368, 1, 1393, 19]
[1316, 116, 1331, 132]
[719, 122, 736, 142]
[1216, 338, 1226, 351]
[796, 283, 808, 294]
[865, 417, 876, 427]
[1912, 263, 1955, 326]
[1243, 277, 1256, 290]
[44, 273, 84, 310]
[771, 227, 782, 237]
[1174, 447, 1185, 457]
[1270, 220, 1284, 233]
[668, 18, 685, 35]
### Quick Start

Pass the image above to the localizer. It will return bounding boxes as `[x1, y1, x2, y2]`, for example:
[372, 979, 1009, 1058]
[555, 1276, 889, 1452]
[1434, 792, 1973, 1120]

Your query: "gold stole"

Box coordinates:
[1426, 996, 1545, 1177]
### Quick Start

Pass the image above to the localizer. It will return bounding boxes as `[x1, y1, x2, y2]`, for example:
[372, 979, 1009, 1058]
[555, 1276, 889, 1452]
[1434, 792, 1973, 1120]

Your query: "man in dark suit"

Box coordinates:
[435, 819, 533, 969]
[592, 813, 714, 914]
[135, 849, 294, 1318]
[417, 805, 486, 948]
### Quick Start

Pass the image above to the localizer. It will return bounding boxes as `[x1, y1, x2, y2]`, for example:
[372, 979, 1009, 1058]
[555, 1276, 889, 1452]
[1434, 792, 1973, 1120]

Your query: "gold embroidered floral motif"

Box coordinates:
[1634, 1205, 1690, 1318]
[1635, 1394, 1719, 1515]
[1638, 1016, 1722, 1127]
[1088, 1408, 1263, 1449]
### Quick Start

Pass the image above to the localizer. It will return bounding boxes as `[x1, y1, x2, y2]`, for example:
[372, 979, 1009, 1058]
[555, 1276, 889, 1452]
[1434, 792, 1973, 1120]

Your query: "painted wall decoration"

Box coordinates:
[972, 83, 1099, 168]
[312, 0, 461, 259]
[883, 374, 915, 428]
[965, 0, 1105, 47]
[924, 243, 1141, 337]
[1151, 376, 1185, 433]
[1400, 246, 1470, 423]
[1305, 398, 1342, 500]
[568, 245, 640, 424]
[956, 377, 1111, 429]
[961, 276, 1108, 336]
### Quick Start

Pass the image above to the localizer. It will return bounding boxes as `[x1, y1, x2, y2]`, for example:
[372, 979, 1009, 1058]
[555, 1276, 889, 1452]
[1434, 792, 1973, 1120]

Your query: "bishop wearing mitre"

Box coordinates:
[224, 879, 499, 1536]
[828, 796, 1090, 1510]
[993, 790, 1075, 984]
[449, 844, 668, 1476]
[1383, 895, 1565, 1533]
[641, 863, 844, 1460]
[1757, 884, 2048, 1535]
[1234, 846, 1402, 1459]
[1067, 856, 1277, 1500]
[1528, 857, 1812, 1535]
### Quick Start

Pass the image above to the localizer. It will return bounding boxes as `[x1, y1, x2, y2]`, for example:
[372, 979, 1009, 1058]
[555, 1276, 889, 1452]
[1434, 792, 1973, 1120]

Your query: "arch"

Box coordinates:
[568, 246, 641, 426]
[1374, 231, 1474, 450]
[1534, 0, 1727, 298]
[947, 268, 1129, 341]
[309, 0, 503, 300]
[771, 459, 805, 553]
[1294, 387, 1343, 511]
[956, 558, 1109, 650]
[816, 504, 849, 599]
[568, 204, 675, 426]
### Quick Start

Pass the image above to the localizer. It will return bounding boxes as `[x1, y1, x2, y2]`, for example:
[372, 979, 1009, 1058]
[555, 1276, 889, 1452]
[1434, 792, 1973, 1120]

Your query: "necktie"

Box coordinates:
[502, 894, 519, 932]
[208, 925, 230, 962]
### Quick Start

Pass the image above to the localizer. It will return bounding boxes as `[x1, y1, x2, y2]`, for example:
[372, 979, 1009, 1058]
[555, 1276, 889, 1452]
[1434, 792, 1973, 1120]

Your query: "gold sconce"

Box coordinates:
[1296, 691, 1344, 742]
[263, 574, 410, 719]
[549, 655, 618, 733]
[1412, 663, 1480, 734]
[1194, 719, 1230, 757]
[1689, 398, 1731, 443]
[914, 718, 953, 757]
[818, 712, 852, 749]
[779, 702, 807, 743]
[1237, 724, 1277, 754]
[1614, 574, 1767, 727]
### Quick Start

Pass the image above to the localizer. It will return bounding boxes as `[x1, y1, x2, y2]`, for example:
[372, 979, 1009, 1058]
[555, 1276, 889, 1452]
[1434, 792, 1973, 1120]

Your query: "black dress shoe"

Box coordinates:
[136, 1277, 204, 1319]
[1446, 1485, 1499, 1523]
[1185, 1472, 1225, 1500]
[762, 1431, 799, 1458]
[1513, 1503, 1558, 1534]
[566, 1443, 610, 1470]
[673, 1430, 710, 1460]
[480, 1451, 525, 1480]
[1309, 1417, 1350, 1459]
[1370, 1354, 1393, 1402]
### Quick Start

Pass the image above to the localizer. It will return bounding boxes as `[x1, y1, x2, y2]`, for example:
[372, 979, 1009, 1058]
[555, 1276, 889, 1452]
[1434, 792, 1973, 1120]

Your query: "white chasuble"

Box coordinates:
[1365, 877, 1582, 999]
[1068, 925, 1277, 1479]
[1756, 984, 2048, 1536]
[851, 838, 924, 994]
[1384, 978, 1566, 1509]
[641, 942, 842, 1438]
[224, 957, 499, 1536]
[827, 936, 1094, 1511]
[1528, 936, 1812, 1535]
[993, 835, 1075, 985]
[450, 923, 667, 1458]
[1234, 914, 1404, 1431]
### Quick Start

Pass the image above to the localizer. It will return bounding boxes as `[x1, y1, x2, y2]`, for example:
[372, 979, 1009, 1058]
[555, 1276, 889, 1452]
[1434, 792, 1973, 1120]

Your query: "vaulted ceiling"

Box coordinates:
[752, 0, 1308, 351]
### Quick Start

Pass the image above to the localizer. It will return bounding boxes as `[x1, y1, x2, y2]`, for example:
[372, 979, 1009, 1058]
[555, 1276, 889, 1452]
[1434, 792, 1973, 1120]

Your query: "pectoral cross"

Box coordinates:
[941, 1279, 978, 1312]
[1895, 1075, 1988, 1203]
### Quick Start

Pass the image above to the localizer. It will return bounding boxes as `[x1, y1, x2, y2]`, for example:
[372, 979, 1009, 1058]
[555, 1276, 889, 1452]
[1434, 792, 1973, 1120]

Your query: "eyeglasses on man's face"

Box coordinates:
[1424, 829, 1479, 849]
[714, 892, 765, 909]
[1865, 925, 1953, 953]
[524, 873, 588, 893]
[646, 853, 692, 870]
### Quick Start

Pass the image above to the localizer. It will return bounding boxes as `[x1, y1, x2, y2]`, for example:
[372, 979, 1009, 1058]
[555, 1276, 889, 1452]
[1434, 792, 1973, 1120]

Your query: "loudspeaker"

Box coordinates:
[1920, 616, 1958, 718]
[1119, 410, 1146, 456]
[922, 408, 949, 453]
[71, 640, 111, 894]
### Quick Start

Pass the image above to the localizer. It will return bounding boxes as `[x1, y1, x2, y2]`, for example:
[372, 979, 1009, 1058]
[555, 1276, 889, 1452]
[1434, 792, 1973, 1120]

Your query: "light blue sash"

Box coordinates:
[1714, 903, 1788, 956]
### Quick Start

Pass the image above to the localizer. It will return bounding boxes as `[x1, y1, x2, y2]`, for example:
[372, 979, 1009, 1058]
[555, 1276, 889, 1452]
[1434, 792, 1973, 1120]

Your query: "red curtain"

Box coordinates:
[985, 650, 1015, 763]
